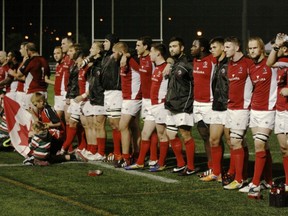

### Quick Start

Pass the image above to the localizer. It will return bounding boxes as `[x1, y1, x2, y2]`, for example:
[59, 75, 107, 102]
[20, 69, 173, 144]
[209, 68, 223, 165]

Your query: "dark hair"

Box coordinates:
[9, 50, 22, 62]
[224, 36, 242, 51]
[138, 36, 153, 50]
[210, 37, 224, 45]
[62, 36, 75, 44]
[195, 38, 210, 53]
[169, 36, 185, 47]
[26, 42, 37, 52]
[105, 34, 119, 46]
[70, 43, 84, 60]
[151, 43, 167, 57]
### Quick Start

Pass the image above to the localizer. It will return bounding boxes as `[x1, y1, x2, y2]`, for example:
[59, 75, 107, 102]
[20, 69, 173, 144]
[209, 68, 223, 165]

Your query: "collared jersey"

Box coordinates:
[150, 62, 168, 105]
[120, 56, 141, 100]
[139, 54, 154, 99]
[227, 56, 253, 110]
[193, 54, 215, 103]
[249, 57, 277, 111]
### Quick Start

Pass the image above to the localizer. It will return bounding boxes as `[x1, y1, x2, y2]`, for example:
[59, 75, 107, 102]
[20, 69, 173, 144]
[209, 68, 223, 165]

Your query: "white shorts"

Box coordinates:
[22, 91, 47, 110]
[121, 100, 142, 116]
[208, 110, 227, 125]
[104, 90, 122, 118]
[141, 98, 152, 119]
[145, 103, 167, 124]
[274, 110, 288, 134]
[67, 99, 82, 116]
[82, 101, 105, 116]
[54, 95, 66, 111]
[166, 111, 194, 127]
[225, 109, 250, 130]
[193, 102, 212, 124]
[249, 110, 275, 129]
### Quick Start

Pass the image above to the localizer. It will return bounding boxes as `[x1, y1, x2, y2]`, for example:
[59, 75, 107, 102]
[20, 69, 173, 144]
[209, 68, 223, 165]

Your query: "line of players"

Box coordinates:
[0, 33, 287, 199]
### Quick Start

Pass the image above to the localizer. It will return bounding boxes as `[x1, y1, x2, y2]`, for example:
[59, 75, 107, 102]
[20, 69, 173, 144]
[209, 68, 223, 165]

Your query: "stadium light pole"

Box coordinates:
[2, 0, 5, 50]
[91, 0, 94, 42]
[242, 0, 247, 53]
[76, 0, 79, 43]
[40, 0, 43, 55]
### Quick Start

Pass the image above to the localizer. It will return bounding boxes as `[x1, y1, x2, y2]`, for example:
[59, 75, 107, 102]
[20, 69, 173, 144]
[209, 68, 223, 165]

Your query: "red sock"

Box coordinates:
[252, 151, 266, 186]
[112, 129, 121, 156]
[283, 156, 288, 185]
[211, 145, 223, 176]
[263, 149, 273, 185]
[137, 140, 150, 165]
[122, 153, 130, 160]
[207, 160, 213, 169]
[77, 130, 87, 150]
[62, 127, 77, 150]
[170, 138, 185, 167]
[88, 144, 97, 154]
[97, 138, 106, 156]
[243, 146, 249, 180]
[185, 138, 195, 170]
[233, 148, 244, 182]
[158, 141, 169, 166]
[150, 132, 158, 161]
[228, 148, 235, 175]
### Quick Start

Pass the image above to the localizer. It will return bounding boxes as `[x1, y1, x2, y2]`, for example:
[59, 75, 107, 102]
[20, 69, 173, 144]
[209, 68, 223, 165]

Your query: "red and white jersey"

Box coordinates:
[62, 55, 74, 93]
[139, 54, 153, 99]
[20, 56, 50, 94]
[120, 56, 141, 100]
[0, 64, 9, 92]
[249, 57, 277, 111]
[78, 65, 89, 95]
[228, 56, 253, 110]
[193, 54, 215, 103]
[150, 62, 168, 105]
[275, 57, 288, 111]
[54, 62, 67, 96]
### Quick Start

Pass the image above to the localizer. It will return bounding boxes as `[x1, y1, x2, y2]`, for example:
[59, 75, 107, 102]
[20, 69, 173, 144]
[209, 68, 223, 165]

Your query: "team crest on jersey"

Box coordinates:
[262, 67, 267, 74]
[97, 70, 101, 76]
[221, 68, 226, 74]
[177, 70, 182, 75]
[238, 66, 243, 73]
[203, 61, 208, 68]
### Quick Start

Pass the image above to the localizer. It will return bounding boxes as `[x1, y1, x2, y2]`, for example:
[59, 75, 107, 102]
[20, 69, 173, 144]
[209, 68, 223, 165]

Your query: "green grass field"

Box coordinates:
[1, 83, 288, 215]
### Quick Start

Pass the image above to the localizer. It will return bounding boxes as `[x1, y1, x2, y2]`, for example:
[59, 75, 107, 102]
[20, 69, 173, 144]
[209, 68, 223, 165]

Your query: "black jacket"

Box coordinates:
[165, 55, 194, 114]
[211, 57, 229, 111]
[66, 64, 79, 99]
[101, 52, 121, 91]
[88, 57, 105, 106]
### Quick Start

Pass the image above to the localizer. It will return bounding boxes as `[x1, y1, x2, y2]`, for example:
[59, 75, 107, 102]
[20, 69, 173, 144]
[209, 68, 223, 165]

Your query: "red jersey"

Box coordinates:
[54, 62, 66, 96]
[39, 104, 64, 140]
[120, 57, 141, 100]
[193, 54, 215, 103]
[150, 62, 168, 105]
[0, 64, 9, 92]
[62, 55, 74, 92]
[275, 57, 288, 111]
[249, 57, 277, 111]
[20, 56, 50, 94]
[139, 54, 153, 99]
[78, 65, 89, 95]
[227, 56, 253, 110]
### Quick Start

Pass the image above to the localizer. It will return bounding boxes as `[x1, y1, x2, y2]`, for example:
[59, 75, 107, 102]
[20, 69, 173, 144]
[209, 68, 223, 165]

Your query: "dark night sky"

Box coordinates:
[1, 0, 288, 59]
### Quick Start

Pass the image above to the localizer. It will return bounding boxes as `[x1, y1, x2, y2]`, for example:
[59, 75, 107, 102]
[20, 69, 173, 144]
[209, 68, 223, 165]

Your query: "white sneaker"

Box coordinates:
[148, 160, 158, 166]
[94, 153, 106, 161]
[248, 184, 261, 198]
[239, 182, 253, 193]
[260, 181, 272, 190]
[285, 184, 288, 192]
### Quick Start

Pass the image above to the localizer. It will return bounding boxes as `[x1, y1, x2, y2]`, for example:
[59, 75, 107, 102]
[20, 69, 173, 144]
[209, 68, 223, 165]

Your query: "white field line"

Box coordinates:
[88, 161, 179, 184]
[0, 161, 179, 184]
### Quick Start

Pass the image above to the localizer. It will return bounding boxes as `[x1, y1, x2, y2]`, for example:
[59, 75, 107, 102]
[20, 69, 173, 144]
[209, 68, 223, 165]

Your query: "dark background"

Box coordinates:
[1, 0, 288, 60]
